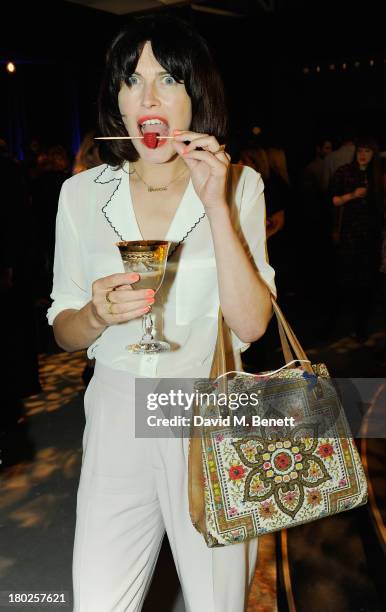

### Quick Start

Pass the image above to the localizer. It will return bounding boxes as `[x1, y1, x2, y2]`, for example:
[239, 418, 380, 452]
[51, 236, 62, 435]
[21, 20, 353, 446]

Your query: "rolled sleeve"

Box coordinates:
[237, 166, 277, 299]
[230, 331, 250, 354]
[46, 181, 89, 326]
[231, 166, 277, 354]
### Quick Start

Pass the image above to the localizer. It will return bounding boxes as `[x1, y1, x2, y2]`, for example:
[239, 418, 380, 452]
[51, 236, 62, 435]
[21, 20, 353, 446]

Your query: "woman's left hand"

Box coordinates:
[172, 130, 230, 213]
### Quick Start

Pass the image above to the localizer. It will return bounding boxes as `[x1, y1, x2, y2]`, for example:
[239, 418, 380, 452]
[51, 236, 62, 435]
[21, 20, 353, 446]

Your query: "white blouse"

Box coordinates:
[47, 161, 276, 378]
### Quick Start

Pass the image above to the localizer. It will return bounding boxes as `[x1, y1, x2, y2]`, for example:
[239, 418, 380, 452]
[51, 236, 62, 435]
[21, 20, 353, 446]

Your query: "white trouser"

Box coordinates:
[72, 360, 259, 612]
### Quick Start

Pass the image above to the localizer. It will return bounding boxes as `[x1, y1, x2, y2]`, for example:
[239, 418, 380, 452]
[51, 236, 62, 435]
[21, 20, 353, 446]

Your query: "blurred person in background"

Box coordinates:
[31, 145, 72, 352]
[322, 127, 356, 192]
[301, 138, 335, 304]
[265, 146, 293, 295]
[266, 146, 290, 185]
[23, 138, 43, 182]
[304, 138, 333, 194]
[325, 136, 384, 341]
[240, 146, 286, 244]
[72, 130, 102, 175]
[31, 145, 72, 300]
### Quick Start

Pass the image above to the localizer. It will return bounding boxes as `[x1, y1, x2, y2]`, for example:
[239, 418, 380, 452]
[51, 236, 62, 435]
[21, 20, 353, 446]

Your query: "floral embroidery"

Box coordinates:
[242, 440, 258, 461]
[307, 489, 322, 506]
[229, 465, 246, 480]
[283, 490, 299, 507]
[229, 529, 244, 542]
[259, 501, 277, 519]
[231, 415, 332, 519]
[317, 442, 335, 459]
[274, 452, 293, 469]
[249, 476, 265, 494]
[308, 463, 322, 478]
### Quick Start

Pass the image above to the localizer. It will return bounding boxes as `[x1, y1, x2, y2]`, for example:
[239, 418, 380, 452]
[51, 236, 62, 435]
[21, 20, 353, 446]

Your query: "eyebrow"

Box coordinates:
[132, 70, 170, 76]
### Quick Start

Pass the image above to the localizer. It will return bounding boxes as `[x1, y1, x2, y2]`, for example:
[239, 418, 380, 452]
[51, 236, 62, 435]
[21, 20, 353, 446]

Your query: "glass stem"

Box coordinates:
[141, 312, 154, 342]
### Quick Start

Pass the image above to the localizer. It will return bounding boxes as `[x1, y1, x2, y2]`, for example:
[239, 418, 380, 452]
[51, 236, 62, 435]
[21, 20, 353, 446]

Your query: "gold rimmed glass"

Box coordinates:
[117, 240, 170, 353]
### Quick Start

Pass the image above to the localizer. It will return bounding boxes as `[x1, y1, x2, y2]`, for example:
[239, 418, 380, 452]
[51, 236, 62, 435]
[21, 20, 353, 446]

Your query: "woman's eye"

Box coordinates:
[128, 75, 139, 86]
[162, 75, 177, 85]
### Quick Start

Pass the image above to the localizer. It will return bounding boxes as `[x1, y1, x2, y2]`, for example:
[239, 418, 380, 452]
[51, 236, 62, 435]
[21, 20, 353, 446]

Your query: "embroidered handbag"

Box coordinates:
[187, 296, 368, 547]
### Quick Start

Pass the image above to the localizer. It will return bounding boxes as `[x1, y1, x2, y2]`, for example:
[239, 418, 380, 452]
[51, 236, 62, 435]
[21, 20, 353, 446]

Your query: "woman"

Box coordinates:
[72, 130, 102, 175]
[301, 138, 335, 306]
[47, 15, 276, 612]
[240, 147, 286, 241]
[329, 136, 384, 341]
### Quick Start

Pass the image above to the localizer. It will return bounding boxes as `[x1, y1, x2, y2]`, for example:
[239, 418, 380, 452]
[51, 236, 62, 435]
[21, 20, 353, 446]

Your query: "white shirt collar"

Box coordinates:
[94, 162, 206, 246]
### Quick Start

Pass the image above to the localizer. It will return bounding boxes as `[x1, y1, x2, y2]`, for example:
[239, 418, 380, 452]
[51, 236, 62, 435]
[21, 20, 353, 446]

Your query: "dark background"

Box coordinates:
[0, 0, 385, 167]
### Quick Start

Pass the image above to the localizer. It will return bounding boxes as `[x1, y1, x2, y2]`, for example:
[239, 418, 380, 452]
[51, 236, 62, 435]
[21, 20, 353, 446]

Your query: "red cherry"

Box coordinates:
[143, 133, 159, 148]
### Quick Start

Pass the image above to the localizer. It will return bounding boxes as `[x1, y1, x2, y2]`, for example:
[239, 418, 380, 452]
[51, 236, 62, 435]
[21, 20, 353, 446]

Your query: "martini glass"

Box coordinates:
[117, 240, 171, 353]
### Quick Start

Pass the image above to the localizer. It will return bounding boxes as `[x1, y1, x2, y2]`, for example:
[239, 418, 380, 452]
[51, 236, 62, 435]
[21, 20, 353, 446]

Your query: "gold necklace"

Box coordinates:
[133, 164, 188, 192]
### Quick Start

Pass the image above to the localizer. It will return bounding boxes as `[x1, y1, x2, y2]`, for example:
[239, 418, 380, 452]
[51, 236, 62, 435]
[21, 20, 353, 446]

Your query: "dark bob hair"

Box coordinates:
[98, 14, 228, 166]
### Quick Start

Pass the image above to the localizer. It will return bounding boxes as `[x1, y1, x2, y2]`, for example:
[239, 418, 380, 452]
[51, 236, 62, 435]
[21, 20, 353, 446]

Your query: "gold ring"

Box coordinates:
[213, 144, 226, 154]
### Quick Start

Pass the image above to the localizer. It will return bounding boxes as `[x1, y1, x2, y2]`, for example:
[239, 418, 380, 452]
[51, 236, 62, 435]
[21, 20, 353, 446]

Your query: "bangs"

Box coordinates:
[98, 15, 228, 166]
[120, 40, 186, 87]
[110, 18, 199, 94]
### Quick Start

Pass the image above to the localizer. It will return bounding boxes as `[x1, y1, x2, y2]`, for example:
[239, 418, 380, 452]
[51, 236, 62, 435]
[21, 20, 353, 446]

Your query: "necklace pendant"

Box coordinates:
[148, 186, 168, 192]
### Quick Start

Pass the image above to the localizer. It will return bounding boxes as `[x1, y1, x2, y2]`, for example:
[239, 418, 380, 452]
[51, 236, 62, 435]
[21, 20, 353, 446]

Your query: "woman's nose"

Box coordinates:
[142, 81, 160, 108]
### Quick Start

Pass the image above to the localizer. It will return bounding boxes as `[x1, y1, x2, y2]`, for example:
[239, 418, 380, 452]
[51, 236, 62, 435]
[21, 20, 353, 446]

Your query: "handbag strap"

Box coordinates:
[271, 298, 312, 368]
[211, 294, 314, 378]
[210, 309, 228, 393]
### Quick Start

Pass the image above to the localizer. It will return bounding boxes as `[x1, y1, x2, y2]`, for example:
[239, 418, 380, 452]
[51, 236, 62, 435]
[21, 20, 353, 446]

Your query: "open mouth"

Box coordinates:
[139, 118, 169, 136]
[137, 117, 170, 149]
[137, 116, 169, 149]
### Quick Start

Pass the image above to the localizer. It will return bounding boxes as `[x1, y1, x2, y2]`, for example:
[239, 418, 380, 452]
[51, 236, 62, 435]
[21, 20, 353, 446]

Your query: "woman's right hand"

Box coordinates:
[89, 272, 155, 328]
[353, 187, 367, 199]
